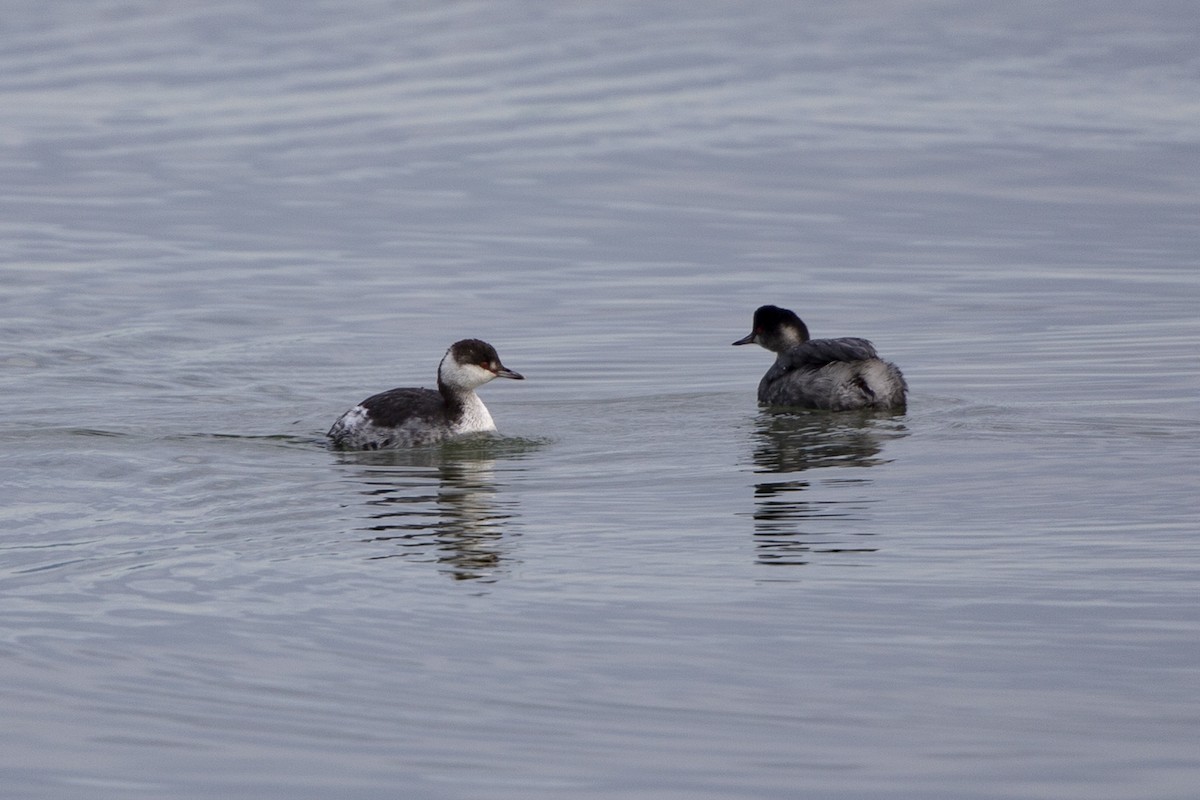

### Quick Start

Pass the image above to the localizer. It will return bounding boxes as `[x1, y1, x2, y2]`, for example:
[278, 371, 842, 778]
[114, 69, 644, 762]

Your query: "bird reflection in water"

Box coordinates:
[337, 439, 537, 582]
[749, 410, 906, 567]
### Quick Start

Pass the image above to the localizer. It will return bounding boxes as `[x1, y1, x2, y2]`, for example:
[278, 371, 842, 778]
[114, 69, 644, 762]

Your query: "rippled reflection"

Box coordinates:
[749, 411, 906, 567]
[335, 438, 540, 582]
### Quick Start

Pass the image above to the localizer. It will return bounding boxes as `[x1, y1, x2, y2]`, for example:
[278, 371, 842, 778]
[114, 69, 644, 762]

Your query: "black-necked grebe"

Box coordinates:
[328, 338, 523, 450]
[733, 305, 906, 411]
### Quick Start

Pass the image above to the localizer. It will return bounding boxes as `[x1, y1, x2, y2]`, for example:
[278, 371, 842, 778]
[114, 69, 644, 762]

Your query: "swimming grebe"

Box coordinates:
[732, 305, 906, 411]
[328, 338, 523, 450]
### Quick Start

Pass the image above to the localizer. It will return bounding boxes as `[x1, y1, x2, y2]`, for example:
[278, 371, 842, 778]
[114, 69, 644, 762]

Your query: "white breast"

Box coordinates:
[451, 392, 496, 434]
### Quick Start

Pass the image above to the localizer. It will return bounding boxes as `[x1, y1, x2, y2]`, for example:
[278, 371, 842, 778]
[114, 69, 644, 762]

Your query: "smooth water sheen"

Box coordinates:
[2, 2, 1198, 798]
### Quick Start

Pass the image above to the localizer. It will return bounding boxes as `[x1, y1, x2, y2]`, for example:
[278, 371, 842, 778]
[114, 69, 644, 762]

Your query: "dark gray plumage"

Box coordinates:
[733, 305, 906, 411]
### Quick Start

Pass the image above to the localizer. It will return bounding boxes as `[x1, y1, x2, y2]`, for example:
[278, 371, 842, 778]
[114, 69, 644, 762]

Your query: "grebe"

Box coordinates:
[733, 305, 906, 411]
[328, 338, 523, 450]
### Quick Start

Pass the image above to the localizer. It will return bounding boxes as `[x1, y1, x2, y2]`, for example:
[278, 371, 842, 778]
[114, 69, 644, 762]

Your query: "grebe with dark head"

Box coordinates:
[733, 305, 906, 411]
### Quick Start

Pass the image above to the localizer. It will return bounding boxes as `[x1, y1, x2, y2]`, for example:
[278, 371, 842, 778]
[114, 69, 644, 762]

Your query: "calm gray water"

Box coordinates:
[2, 2, 1198, 798]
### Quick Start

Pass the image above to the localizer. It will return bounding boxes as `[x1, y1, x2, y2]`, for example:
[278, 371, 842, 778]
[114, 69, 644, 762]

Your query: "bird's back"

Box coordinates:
[327, 387, 450, 449]
[759, 338, 906, 411]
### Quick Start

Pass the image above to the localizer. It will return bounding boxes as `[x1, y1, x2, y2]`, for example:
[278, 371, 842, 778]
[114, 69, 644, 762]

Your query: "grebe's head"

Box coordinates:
[438, 338, 524, 390]
[731, 305, 810, 353]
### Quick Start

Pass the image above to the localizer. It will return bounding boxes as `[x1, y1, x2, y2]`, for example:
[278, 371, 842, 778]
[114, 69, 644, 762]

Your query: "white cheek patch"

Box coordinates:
[442, 360, 496, 389]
